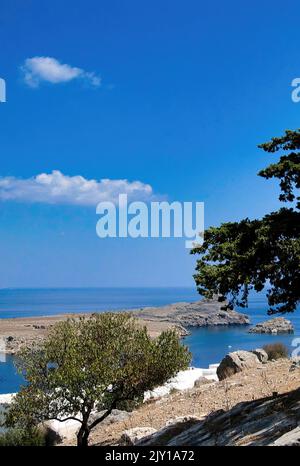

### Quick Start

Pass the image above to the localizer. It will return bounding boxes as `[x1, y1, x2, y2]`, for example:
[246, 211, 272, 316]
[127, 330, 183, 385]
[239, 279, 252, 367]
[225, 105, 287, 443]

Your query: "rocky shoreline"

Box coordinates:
[0, 297, 249, 354]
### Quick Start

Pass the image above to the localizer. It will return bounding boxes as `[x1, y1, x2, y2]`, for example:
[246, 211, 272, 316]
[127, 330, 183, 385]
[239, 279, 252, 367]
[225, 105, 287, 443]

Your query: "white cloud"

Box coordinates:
[21, 57, 101, 88]
[0, 171, 153, 206]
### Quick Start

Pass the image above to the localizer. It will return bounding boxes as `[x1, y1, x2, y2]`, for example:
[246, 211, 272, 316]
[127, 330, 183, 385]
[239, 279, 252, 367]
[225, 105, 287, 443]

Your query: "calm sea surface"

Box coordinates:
[0, 287, 299, 394]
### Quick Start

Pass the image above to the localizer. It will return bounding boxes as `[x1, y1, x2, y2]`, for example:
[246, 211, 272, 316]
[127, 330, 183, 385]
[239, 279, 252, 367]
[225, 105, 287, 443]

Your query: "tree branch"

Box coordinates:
[46, 416, 82, 424]
[88, 402, 116, 430]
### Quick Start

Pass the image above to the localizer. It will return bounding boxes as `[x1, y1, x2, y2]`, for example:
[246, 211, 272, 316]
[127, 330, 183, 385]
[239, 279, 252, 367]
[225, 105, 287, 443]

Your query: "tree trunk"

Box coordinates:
[77, 424, 90, 447]
[76, 404, 115, 446]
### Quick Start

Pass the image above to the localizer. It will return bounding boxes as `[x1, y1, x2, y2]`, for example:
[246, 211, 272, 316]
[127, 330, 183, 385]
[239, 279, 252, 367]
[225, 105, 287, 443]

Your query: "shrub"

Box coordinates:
[0, 428, 45, 446]
[262, 342, 289, 360]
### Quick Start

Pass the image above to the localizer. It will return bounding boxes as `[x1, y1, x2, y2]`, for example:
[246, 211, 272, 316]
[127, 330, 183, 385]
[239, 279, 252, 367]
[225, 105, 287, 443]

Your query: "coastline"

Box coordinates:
[0, 298, 249, 355]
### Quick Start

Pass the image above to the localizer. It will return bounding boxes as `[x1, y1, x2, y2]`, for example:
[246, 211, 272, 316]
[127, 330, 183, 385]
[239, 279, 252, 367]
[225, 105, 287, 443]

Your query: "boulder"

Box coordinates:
[38, 422, 65, 446]
[251, 348, 268, 364]
[217, 351, 260, 380]
[193, 376, 212, 388]
[40, 418, 80, 444]
[248, 317, 294, 334]
[121, 427, 157, 445]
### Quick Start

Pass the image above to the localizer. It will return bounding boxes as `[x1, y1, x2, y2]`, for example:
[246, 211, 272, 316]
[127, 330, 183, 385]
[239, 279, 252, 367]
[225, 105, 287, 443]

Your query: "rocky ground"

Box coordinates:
[60, 358, 300, 446]
[0, 297, 249, 354]
[138, 384, 300, 446]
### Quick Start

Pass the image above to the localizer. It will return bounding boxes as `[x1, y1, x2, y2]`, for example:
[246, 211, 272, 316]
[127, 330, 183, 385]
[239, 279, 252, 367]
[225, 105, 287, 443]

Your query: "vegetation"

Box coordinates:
[0, 428, 45, 446]
[5, 313, 190, 447]
[262, 343, 289, 360]
[192, 129, 300, 314]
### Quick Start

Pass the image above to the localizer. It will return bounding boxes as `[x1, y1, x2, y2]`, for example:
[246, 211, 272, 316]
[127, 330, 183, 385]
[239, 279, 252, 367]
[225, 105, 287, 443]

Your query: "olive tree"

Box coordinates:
[6, 313, 190, 446]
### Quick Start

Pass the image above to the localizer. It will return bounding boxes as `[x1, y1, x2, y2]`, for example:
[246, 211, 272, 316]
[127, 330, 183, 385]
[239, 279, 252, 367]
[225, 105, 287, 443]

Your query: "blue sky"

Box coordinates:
[0, 0, 300, 288]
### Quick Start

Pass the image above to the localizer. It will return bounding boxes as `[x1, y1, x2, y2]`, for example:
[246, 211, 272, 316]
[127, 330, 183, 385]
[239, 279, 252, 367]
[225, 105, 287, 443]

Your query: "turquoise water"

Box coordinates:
[0, 288, 299, 394]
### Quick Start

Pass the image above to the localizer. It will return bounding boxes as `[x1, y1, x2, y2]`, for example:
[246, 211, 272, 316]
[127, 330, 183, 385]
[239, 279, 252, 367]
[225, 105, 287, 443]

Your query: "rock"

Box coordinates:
[137, 417, 201, 446]
[248, 317, 294, 334]
[272, 426, 300, 446]
[291, 356, 300, 363]
[174, 324, 190, 338]
[193, 376, 212, 388]
[138, 387, 300, 446]
[217, 351, 260, 380]
[104, 409, 131, 424]
[290, 357, 300, 372]
[38, 422, 64, 446]
[91, 409, 131, 425]
[39, 409, 131, 445]
[40, 418, 80, 444]
[121, 427, 157, 445]
[165, 415, 201, 426]
[251, 348, 268, 364]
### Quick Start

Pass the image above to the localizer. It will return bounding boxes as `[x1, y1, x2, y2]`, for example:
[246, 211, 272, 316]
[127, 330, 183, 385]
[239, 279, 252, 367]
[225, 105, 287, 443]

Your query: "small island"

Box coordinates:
[248, 317, 294, 334]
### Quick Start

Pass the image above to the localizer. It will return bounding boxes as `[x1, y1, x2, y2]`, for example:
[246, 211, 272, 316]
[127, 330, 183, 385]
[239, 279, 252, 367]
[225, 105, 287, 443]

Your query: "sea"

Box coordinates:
[0, 287, 299, 394]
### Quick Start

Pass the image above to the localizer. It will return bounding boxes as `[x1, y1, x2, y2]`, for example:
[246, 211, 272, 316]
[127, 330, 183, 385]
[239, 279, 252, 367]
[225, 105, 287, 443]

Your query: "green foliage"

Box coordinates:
[192, 129, 300, 314]
[262, 343, 289, 360]
[0, 428, 45, 446]
[5, 313, 190, 446]
[258, 130, 300, 209]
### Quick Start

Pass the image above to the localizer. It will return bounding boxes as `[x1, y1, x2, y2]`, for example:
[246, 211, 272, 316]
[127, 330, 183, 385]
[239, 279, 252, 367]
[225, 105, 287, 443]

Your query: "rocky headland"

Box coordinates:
[132, 296, 250, 331]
